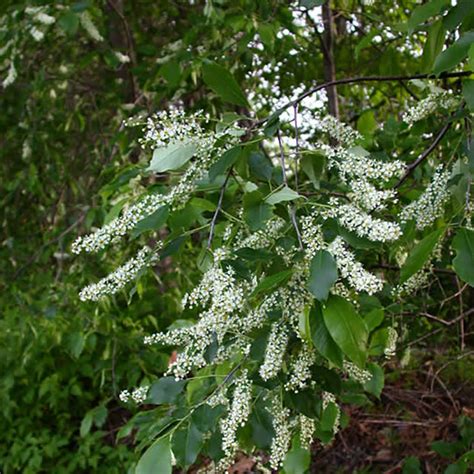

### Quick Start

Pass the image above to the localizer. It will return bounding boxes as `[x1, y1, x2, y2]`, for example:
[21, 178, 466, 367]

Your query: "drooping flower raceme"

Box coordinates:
[72, 110, 240, 254]
[220, 370, 252, 460]
[79, 245, 159, 301]
[402, 89, 458, 126]
[399, 165, 451, 230]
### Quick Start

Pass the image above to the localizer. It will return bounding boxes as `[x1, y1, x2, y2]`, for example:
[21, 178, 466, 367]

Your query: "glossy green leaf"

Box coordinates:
[147, 377, 186, 404]
[249, 151, 273, 181]
[407, 0, 449, 34]
[148, 142, 196, 173]
[265, 186, 301, 205]
[421, 20, 445, 71]
[136, 437, 172, 474]
[252, 270, 293, 296]
[363, 363, 384, 398]
[172, 422, 203, 467]
[131, 205, 169, 238]
[433, 31, 474, 75]
[452, 228, 474, 286]
[322, 295, 368, 368]
[400, 228, 445, 283]
[363, 308, 384, 332]
[310, 303, 343, 368]
[202, 61, 248, 107]
[208, 146, 242, 182]
[308, 250, 338, 301]
[283, 447, 311, 474]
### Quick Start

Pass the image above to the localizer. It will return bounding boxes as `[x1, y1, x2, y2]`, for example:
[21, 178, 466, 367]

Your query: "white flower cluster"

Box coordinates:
[349, 179, 397, 212]
[78, 246, 158, 301]
[2, 62, 17, 88]
[137, 109, 210, 149]
[285, 344, 316, 392]
[393, 266, 432, 297]
[324, 146, 405, 184]
[25, 7, 56, 25]
[146, 261, 254, 379]
[260, 323, 289, 381]
[343, 361, 372, 384]
[400, 165, 451, 230]
[328, 237, 384, 294]
[322, 391, 341, 434]
[73, 111, 237, 254]
[119, 385, 149, 404]
[384, 327, 398, 359]
[402, 89, 458, 126]
[325, 199, 401, 242]
[269, 402, 292, 470]
[235, 217, 286, 249]
[207, 387, 229, 408]
[299, 415, 315, 449]
[79, 11, 104, 42]
[317, 115, 362, 147]
[220, 370, 252, 460]
[300, 215, 324, 260]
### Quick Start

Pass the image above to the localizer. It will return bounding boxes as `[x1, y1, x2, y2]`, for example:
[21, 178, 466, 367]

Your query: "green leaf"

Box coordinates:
[147, 377, 186, 404]
[433, 31, 474, 75]
[252, 270, 293, 297]
[249, 151, 273, 181]
[172, 422, 204, 468]
[469, 44, 474, 71]
[243, 190, 273, 231]
[421, 20, 446, 71]
[80, 410, 94, 437]
[249, 405, 275, 449]
[310, 303, 343, 368]
[265, 186, 301, 205]
[363, 308, 384, 332]
[462, 80, 474, 112]
[452, 228, 474, 286]
[148, 142, 196, 173]
[322, 295, 368, 368]
[443, 0, 474, 31]
[363, 363, 384, 398]
[403, 456, 422, 474]
[407, 0, 449, 34]
[202, 61, 248, 107]
[136, 437, 172, 474]
[357, 110, 377, 137]
[320, 402, 339, 433]
[58, 11, 79, 35]
[66, 331, 85, 359]
[283, 447, 311, 474]
[400, 228, 445, 283]
[208, 146, 241, 182]
[308, 250, 338, 302]
[131, 205, 169, 238]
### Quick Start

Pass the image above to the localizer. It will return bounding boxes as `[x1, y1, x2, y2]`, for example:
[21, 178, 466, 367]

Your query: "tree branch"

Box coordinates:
[395, 121, 452, 188]
[250, 71, 471, 129]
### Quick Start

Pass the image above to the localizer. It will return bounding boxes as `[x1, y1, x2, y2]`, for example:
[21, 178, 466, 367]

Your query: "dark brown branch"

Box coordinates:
[250, 71, 471, 129]
[395, 121, 452, 188]
[321, 2, 339, 119]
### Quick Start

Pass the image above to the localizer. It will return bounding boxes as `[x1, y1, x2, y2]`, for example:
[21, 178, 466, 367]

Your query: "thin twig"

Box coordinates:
[207, 169, 232, 248]
[395, 121, 452, 188]
[293, 103, 300, 192]
[277, 130, 303, 249]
